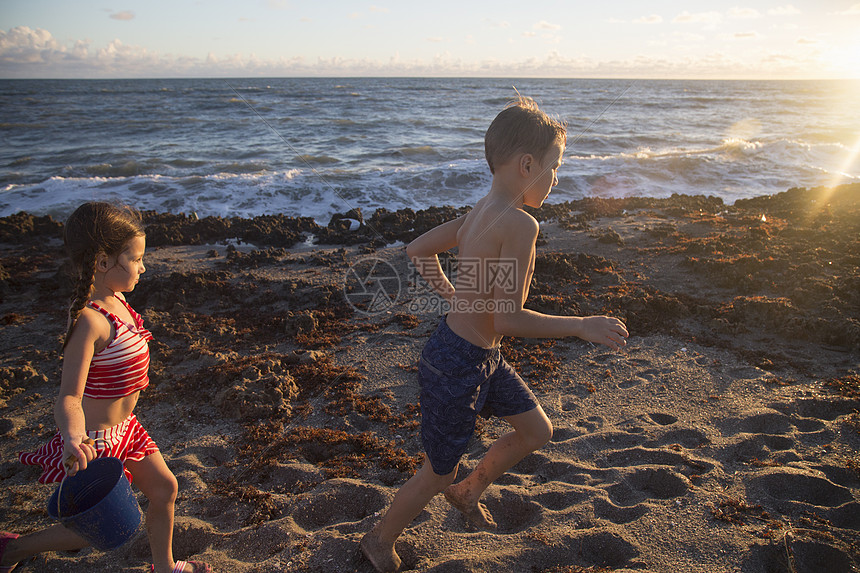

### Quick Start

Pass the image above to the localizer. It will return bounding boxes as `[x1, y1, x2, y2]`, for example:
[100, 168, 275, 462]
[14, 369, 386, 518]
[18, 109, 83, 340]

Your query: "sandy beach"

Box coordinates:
[1, 183, 858, 572]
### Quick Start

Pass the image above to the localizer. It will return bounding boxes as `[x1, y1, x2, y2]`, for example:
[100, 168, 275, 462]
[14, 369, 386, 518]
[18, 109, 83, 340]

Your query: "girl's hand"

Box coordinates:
[63, 436, 97, 476]
[580, 316, 629, 350]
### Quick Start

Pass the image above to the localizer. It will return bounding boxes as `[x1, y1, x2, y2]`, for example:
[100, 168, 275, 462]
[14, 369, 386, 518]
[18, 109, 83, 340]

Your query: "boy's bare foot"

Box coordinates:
[360, 530, 401, 573]
[443, 486, 497, 530]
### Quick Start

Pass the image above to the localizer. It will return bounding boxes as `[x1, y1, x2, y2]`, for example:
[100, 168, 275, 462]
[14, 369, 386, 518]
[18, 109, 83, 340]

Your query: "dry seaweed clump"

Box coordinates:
[539, 567, 614, 573]
[0, 364, 48, 408]
[142, 211, 318, 247]
[0, 212, 63, 243]
[238, 420, 421, 478]
[709, 496, 769, 525]
[501, 339, 561, 392]
[823, 374, 860, 399]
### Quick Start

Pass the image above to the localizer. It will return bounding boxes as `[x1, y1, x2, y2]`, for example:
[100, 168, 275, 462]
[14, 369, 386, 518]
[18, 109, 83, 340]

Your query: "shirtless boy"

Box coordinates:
[361, 96, 629, 572]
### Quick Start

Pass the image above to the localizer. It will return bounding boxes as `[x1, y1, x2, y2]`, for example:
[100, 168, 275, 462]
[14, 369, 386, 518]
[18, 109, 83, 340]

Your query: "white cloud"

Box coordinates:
[634, 15, 663, 24]
[482, 19, 510, 29]
[0, 26, 64, 63]
[109, 11, 135, 21]
[733, 31, 760, 39]
[673, 11, 722, 25]
[831, 4, 860, 15]
[768, 5, 801, 16]
[671, 31, 707, 43]
[369, 5, 389, 13]
[0, 24, 849, 80]
[727, 7, 761, 19]
[533, 21, 562, 31]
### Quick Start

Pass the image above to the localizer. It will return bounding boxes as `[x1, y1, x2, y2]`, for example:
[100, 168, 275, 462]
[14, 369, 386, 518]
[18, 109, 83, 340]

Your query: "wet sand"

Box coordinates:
[1, 183, 858, 572]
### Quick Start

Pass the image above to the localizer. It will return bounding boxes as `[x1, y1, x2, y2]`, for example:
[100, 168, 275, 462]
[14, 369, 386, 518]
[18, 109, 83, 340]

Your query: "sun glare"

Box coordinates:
[827, 134, 860, 188]
[823, 42, 860, 80]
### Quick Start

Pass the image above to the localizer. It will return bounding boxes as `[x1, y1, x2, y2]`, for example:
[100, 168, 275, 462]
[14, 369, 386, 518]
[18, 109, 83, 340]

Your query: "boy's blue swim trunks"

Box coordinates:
[419, 316, 539, 475]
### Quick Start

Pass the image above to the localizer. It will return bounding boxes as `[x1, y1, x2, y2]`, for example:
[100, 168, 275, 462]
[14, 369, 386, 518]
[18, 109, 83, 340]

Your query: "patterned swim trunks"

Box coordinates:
[419, 316, 538, 475]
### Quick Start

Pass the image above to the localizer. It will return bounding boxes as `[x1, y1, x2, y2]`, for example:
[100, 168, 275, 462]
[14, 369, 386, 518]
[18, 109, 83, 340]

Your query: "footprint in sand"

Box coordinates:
[746, 468, 854, 508]
[719, 409, 794, 435]
[549, 426, 583, 442]
[744, 535, 858, 573]
[571, 431, 648, 456]
[600, 446, 714, 473]
[791, 416, 826, 432]
[591, 353, 622, 364]
[620, 367, 666, 388]
[532, 460, 593, 486]
[534, 484, 596, 510]
[604, 467, 691, 507]
[825, 501, 860, 530]
[593, 496, 649, 524]
[291, 479, 389, 530]
[618, 377, 644, 389]
[576, 415, 605, 432]
[644, 427, 710, 449]
[456, 487, 544, 533]
[729, 433, 795, 462]
[527, 531, 644, 570]
[647, 412, 677, 426]
[771, 397, 858, 421]
[811, 464, 860, 490]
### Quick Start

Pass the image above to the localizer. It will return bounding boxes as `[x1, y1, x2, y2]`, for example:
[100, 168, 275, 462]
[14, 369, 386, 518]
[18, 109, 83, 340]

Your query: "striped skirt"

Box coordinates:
[19, 413, 158, 484]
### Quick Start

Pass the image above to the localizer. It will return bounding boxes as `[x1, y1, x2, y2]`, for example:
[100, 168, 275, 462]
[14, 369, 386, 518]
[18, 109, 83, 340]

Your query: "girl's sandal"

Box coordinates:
[152, 561, 213, 573]
[0, 532, 20, 573]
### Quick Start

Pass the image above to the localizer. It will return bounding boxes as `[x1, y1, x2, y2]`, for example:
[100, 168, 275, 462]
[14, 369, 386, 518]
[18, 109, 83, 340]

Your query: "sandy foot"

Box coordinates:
[444, 486, 498, 530]
[360, 530, 401, 573]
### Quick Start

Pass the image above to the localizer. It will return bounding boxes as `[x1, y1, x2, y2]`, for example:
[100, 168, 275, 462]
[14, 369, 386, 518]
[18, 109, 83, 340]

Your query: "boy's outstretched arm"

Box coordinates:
[406, 216, 465, 302]
[492, 212, 628, 350]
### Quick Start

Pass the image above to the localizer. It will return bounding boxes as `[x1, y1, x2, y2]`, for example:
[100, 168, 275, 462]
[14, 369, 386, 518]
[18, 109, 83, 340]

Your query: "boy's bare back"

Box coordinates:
[446, 197, 539, 349]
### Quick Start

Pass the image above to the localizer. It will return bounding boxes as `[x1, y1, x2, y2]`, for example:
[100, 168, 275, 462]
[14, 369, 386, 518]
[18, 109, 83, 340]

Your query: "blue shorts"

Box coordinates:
[419, 317, 539, 476]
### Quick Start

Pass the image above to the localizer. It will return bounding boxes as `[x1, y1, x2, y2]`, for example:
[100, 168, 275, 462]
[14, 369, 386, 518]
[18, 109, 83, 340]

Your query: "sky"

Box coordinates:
[2, 1, 860, 79]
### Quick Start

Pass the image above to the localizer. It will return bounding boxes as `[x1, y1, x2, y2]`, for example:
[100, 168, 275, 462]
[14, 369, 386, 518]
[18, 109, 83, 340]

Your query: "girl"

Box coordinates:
[1, 202, 211, 573]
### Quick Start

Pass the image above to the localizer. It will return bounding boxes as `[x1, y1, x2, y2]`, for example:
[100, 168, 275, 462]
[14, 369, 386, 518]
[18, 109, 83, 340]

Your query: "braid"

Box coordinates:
[62, 202, 145, 348]
[64, 251, 97, 348]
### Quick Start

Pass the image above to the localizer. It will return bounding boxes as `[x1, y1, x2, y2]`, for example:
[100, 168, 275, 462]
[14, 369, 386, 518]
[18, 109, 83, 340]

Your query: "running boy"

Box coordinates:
[361, 96, 629, 572]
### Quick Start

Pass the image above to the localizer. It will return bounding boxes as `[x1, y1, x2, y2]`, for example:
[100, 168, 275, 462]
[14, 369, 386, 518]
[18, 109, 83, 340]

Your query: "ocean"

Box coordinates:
[1, 77, 858, 223]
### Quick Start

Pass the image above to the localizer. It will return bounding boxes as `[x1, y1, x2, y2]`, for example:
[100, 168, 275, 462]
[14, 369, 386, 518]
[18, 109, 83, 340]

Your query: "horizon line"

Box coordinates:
[2, 75, 859, 81]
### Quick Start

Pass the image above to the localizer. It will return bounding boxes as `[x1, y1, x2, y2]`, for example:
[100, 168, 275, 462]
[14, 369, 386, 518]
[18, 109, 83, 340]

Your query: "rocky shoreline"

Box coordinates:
[1, 183, 858, 572]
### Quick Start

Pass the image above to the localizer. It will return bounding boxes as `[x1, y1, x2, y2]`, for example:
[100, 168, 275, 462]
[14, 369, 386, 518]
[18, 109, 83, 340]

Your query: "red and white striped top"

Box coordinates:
[83, 298, 154, 399]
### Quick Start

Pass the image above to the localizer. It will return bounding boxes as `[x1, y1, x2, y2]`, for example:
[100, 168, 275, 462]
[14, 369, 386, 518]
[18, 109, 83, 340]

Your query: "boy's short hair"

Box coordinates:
[484, 96, 566, 174]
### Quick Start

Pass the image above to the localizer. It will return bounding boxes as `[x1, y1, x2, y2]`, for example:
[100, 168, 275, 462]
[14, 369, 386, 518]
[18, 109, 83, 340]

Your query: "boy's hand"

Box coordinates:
[580, 316, 628, 350]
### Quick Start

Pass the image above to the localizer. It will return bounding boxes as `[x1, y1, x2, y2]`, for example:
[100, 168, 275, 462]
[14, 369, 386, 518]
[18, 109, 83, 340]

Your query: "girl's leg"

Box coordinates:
[361, 456, 457, 573]
[124, 452, 183, 573]
[1, 525, 88, 567]
[444, 405, 553, 528]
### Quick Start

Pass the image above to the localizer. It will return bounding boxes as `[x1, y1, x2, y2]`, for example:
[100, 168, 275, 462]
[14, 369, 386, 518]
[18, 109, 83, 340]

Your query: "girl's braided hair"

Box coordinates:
[63, 202, 145, 347]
